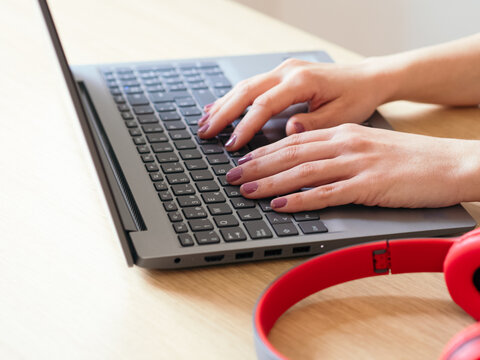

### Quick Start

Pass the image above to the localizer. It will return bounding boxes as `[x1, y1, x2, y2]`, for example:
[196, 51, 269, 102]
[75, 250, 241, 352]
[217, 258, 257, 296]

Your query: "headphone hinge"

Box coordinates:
[373, 242, 391, 274]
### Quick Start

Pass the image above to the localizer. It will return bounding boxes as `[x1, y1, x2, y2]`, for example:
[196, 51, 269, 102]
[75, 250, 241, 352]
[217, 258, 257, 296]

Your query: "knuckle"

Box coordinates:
[252, 94, 273, 111]
[290, 67, 312, 84]
[286, 133, 302, 146]
[279, 58, 303, 69]
[282, 145, 301, 162]
[235, 80, 253, 97]
[297, 162, 317, 178]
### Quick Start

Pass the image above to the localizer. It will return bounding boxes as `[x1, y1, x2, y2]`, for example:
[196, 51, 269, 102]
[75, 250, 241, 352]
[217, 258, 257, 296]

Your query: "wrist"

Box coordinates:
[455, 140, 480, 203]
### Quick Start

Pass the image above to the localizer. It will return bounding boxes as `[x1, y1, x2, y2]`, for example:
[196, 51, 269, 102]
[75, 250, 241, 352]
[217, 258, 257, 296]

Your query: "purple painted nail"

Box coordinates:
[242, 182, 258, 194]
[238, 153, 253, 165]
[294, 122, 305, 133]
[198, 113, 210, 126]
[226, 167, 242, 183]
[271, 197, 287, 209]
[204, 103, 214, 111]
[198, 122, 210, 134]
[225, 134, 237, 148]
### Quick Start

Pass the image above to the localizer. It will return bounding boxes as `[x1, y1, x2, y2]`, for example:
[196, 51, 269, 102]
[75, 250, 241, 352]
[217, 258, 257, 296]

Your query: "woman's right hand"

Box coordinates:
[197, 57, 394, 152]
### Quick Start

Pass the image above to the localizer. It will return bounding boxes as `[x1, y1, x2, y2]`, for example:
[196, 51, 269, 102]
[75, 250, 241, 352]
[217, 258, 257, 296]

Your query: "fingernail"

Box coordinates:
[225, 134, 237, 148]
[198, 122, 210, 134]
[241, 182, 258, 194]
[198, 113, 210, 126]
[226, 167, 242, 183]
[271, 197, 287, 209]
[238, 153, 253, 165]
[294, 122, 305, 133]
[204, 103, 214, 111]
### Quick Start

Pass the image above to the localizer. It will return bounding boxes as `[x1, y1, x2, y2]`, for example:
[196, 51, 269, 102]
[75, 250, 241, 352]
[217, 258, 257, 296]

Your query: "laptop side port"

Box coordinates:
[292, 246, 311, 254]
[264, 249, 282, 257]
[235, 251, 254, 260]
[204, 255, 225, 262]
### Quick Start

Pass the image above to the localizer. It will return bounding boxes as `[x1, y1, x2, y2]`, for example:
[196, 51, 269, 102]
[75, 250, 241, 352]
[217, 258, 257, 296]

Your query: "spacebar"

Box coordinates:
[192, 89, 216, 107]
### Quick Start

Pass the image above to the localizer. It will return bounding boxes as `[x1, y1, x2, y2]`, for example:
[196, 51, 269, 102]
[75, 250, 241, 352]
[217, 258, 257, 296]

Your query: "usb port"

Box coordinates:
[264, 249, 282, 257]
[235, 251, 254, 260]
[204, 255, 224, 262]
[292, 246, 311, 254]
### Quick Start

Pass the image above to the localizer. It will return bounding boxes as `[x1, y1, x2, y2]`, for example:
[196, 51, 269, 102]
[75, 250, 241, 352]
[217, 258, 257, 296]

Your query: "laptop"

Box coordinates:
[38, 0, 476, 269]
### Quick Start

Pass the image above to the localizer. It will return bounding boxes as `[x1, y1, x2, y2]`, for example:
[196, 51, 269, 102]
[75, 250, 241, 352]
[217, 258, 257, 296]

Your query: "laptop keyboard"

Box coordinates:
[101, 61, 328, 247]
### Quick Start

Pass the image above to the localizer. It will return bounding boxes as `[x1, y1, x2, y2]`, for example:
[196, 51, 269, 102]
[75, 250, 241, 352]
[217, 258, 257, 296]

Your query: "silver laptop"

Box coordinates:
[38, 0, 476, 269]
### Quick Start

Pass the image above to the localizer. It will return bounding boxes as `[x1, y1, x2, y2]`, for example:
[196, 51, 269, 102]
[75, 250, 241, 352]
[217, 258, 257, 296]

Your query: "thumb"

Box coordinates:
[285, 102, 341, 135]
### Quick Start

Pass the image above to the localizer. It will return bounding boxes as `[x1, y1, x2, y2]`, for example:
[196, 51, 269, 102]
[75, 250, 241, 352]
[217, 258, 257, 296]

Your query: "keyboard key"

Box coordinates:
[142, 124, 164, 133]
[177, 195, 201, 207]
[154, 182, 168, 191]
[124, 86, 143, 94]
[133, 137, 146, 145]
[218, 175, 229, 186]
[122, 111, 134, 120]
[173, 222, 188, 233]
[137, 114, 159, 124]
[183, 206, 207, 219]
[141, 154, 155, 163]
[207, 203, 232, 216]
[195, 136, 218, 145]
[194, 231, 220, 245]
[125, 120, 137, 128]
[159, 111, 181, 121]
[146, 134, 168, 143]
[174, 140, 196, 150]
[137, 145, 150, 154]
[169, 130, 191, 140]
[129, 128, 142, 136]
[258, 199, 273, 212]
[179, 149, 202, 160]
[156, 153, 179, 163]
[220, 228, 247, 242]
[180, 106, 202, 116]
[168, 212, 183, 222]
[293, 212, 320, 221]
[188, 219, 214, 232]
[171, 184, 195, 196]
[178, 234, 194, 247]
[149, 172, 163, 181]
[196, 181, 219, 192]
[163, 201, 178, 212]
[113, 95, 126, 104]
[213, 215, 239, 228]
[127, 94, 149, 106]
[185, 159, 208, 170]
[273, 223, 298, 237]
[201, 192, 226, 204]
[158, 191, 173, 201]
[146, 85, 165, 93]
[166, 173, 190, 185]
[201, 144, 224, 154]
[161, 163, 184, 174]
[176, 97, 196, 107]
[206, 154, 229, 165]
[237, 208, 262, 221]
[117, 103, 130, 112]
[184, 115, 202, 126]
[149, 92, 175, 103]
[154, 102, 176, 112]
[133, 105, 154, 115]
[230, 198, 255, 209]
[298, 220, 328, 234]
[266, 213, 293, 225]
[151, 143, 173, 153]
[228, 147, 249, 157]
[165, 121, 186, 131]
[167, 84, 187, 92]
[244, 220, 273, 239]
[192, 89, 216, 107]
[212, 164, 232, 175]
[224, 186, 241, 197]
[145, 163, 159, 172]
[191, 170, 214, 181]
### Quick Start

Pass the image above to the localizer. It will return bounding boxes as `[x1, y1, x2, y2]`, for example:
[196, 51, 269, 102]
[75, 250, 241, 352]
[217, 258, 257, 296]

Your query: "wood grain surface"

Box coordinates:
[1, 0, 479, 359]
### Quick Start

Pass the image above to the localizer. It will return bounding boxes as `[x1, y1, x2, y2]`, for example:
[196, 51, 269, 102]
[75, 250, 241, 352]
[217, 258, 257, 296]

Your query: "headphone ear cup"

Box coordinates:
[441, 322, 480, 360]
[444, 230, 480, 321]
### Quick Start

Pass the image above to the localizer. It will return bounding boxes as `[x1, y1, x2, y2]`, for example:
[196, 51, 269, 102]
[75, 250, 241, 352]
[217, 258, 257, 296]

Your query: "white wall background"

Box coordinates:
[233, 0, 480, 56]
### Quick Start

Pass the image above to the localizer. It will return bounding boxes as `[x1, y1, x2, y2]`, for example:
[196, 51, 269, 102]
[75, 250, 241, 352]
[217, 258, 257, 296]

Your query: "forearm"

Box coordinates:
[369, 33, 480, 106]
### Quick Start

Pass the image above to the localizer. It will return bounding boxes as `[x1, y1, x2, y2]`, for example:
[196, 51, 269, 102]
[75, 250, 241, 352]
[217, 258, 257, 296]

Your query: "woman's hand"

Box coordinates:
[224, 124, 480, 212]
[198, 58, 393, 151]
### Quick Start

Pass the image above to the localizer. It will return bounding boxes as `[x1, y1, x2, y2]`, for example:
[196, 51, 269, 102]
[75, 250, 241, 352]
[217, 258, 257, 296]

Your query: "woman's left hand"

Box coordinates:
[225, 123, 480, 212]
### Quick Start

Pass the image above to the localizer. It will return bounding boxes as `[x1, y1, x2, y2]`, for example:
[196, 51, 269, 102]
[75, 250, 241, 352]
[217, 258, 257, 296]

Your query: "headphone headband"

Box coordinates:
[254, 237, 455, 360]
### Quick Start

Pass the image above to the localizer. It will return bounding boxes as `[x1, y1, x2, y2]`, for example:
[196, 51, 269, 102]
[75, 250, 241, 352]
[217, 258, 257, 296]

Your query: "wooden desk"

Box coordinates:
[2, 0, 480, 358]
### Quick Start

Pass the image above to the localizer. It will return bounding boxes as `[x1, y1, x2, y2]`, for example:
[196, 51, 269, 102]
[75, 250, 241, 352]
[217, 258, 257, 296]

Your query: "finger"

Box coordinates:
[237, 159, 349, 199]
[222, 79, 315, 151]
[270, 179, 360, 212]
[226, 141, 338, 185]
[198, 73, 279, 138]
[284, 100, 343, 135]
[236, 127, 337, 166]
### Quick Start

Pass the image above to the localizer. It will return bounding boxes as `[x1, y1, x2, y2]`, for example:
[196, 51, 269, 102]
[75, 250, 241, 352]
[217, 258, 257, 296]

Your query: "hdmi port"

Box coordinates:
[204, 255, 225, 262]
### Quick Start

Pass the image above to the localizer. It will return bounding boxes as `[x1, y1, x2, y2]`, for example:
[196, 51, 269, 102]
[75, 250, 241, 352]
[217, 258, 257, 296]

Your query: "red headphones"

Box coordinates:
[254, 228, 480, 359]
